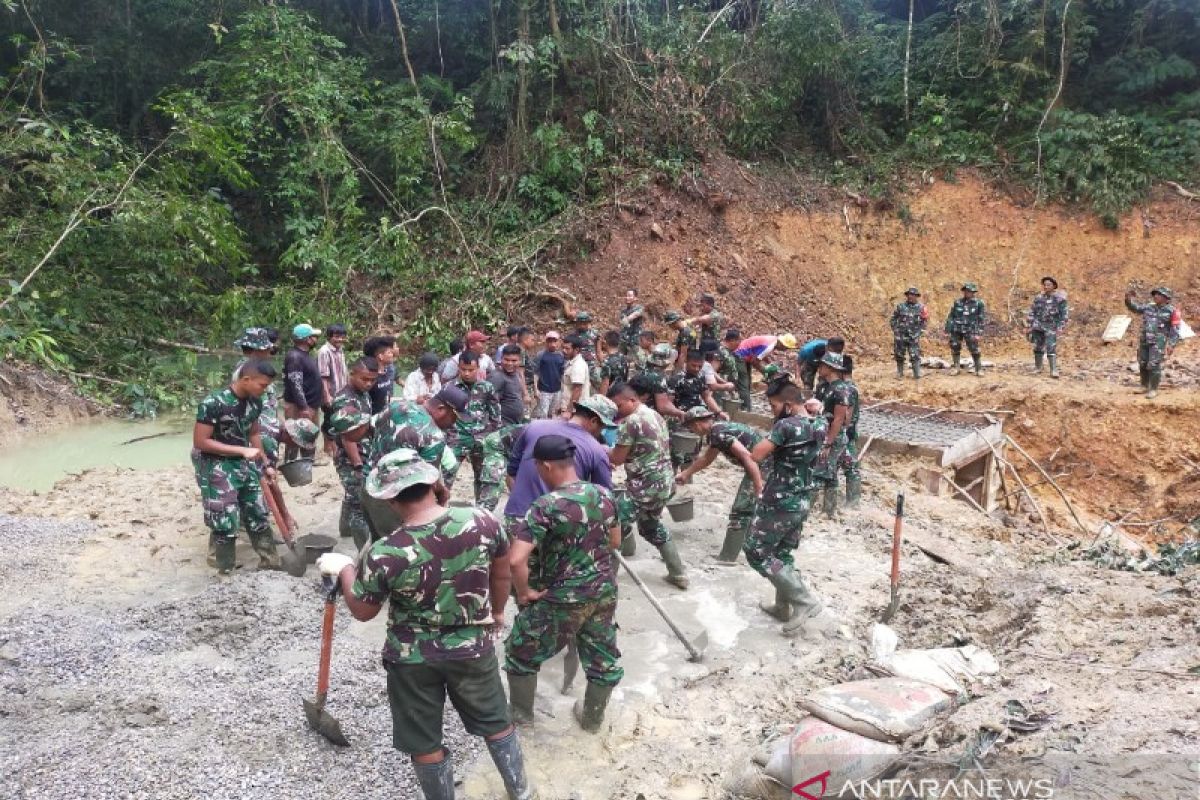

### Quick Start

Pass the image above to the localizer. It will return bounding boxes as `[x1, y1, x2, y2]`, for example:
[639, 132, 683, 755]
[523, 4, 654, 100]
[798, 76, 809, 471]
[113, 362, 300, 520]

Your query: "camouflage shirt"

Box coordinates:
[195, 387, 263, 449]
[764, 414, 825, 498]
[1124, 298, 1181, 346]
[697, 310, 725, 343]
[707, 421, 764, 463]
[620, 303, 645, 347]
[600, 352, 630, 385]
[668, 370, 708, 411]
[1028, 292, 1069, 333]
[449, 378, 501, 446]
[890, 301, 929, 339]
[632, 348, 651, 375]
[945, 298, 986, 334]
[233, 359, 280, 439]
[330, 385, 373, 466]
[822, 378, 861, 438]
[353, 507, 509, 665]
[519, 481, 618, 603]
[482, 423, 527, 463]
[367, 398, 447, 471]
[576, 328, 600, 362]
[636, 366, 671, 397]
[717, 345, 739, 381]
[674, 325, 698, 356]
[616, 403, 672, 482]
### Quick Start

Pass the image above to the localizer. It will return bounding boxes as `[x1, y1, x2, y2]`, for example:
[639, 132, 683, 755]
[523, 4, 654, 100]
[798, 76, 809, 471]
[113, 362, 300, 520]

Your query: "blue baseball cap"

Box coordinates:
[293, 323, 319, 339]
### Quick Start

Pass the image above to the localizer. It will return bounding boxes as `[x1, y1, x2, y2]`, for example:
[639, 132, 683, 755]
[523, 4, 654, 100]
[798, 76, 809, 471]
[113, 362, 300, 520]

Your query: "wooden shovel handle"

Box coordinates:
[316, 597, 336, 698]
[890, 493, 904, 591]
[262, 478, 295, 548]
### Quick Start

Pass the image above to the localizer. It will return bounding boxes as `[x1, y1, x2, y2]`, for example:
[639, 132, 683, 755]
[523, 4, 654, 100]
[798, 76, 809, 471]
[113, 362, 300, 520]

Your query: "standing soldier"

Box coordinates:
[891, 288, 929, 379]
[1027, 277, 1069, 377]
[328, 357, 380, 546]
[607, 382, 689, 589]
[317, 450, 534, 800]
[746, 379, 825, 625]
[721, 330, 752, 411]
[664, 311, 698, 371]
[1125, 286, 1182, 399]
[619, 289, 645, 355]
[192, 360, 279, 575]
[667, 349, 727, 469]
[598, 331, 630, 395]
[676, 407, 766, 564]
[446, 351, 502, 499]
[505, 434, 623, 733]
[572, 310, 601, 364]
[633, 330, 656, 375]
[686, 293, 725, 353]
[945, 283, 986, 376]
[478, 422, 528, 513]
[631, 343, 688, 423]
[814, 353, 861, 515]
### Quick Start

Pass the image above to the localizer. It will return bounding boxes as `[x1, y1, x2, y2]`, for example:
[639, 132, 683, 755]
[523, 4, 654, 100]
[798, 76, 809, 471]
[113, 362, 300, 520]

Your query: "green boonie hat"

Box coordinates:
[962, 282, 979, 292]
[284, 418, 319, 447]
[649, 342, 676, 366]
[366, 448, 440, 500]
[327, 407, 371, 436]
[683, 406, 715, 423]
[1150, 286, 1173, 299]
[574, 395, 618, 428]
[663, 311, 683, 323]
[234, 327, 272, 350]
[821, 352, 848, 371]
[905, 287, 921, 296]
[575, 311, 593, 323]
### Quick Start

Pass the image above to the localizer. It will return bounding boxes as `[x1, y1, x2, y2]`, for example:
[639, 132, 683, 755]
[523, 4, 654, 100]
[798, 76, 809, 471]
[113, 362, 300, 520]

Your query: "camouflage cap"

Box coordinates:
[284, 418, 320, 447]
[365, 448, 440, 500]
[1150, 286, 1173, 299]
[904, 287, 921, 296]
[326, 406, 371, 436]
[234, 327, 272, 351]
[663, 310, 683, 323]
[821, 351, 848, 372]
[649, 342, 676, 366]
[683, 406, 716, 424]
[574, 310, 593, 323]
[574, 395, 618, 428]
[962, 282, 979, 292]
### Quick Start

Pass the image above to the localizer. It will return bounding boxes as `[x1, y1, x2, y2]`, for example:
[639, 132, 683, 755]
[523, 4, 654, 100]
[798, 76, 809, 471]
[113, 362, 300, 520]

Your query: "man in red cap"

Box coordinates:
[442, 330, 496, 382]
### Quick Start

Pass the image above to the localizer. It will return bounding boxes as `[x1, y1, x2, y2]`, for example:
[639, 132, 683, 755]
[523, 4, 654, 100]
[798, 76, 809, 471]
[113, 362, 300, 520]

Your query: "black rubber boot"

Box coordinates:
[214, 537, 236, 575]
[1034, 352, 1044, 372]
[573, 683, 614, 733]
[912, 361, 921, 379]
[972, 354, 983, 376]
[895, 359, 905, 378]
[1137, 366, 1149, 392]
[506, 673, 537, 725]
[658, 541, 689, 590]
[1146, 372, 1160, 399]
[485, 728, 536, 800]
[1048, 355, 1059, 378]
[845, 475, 862, 508]
[758, 582, 794, 622]
[948, 348, 961, 376]
[206, 535, 220, 569]
[413, 752, 455, 800]
[714, 525, 745, 564]
[821, 484, 839, 518]
[247, 528, 281, 570]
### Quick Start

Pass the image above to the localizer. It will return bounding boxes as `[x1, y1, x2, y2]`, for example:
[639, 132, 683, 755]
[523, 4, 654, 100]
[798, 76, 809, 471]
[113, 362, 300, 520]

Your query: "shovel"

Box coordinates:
[881, 491, 904, 623]
[303, 577, 350, 746]
[614, 552, 707, 662]
[262, 475, 308, 578]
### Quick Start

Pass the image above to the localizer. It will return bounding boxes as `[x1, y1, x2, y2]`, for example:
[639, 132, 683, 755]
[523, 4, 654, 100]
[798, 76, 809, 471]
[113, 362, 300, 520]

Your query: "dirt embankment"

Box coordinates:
[0, 362, 99, 444]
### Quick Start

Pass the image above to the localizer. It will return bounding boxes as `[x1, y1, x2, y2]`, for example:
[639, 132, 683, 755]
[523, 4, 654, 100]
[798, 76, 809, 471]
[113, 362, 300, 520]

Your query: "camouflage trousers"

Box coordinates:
[744, 491, 812, 577]
[948, 330, 981, 358]
[335, 461, 369, 547]
[476, 452, 507, 513]
[191, 451, 270, 540]
[448, 438, 485, 501]
[727, 472, 760, 546]
[734, 359, 752, 411]
[815, 434, 858, 489]
[504, 596, 623, 688]
[1029, 329, 1059, 357]
[893, 336, 921, 367]
[617, 472, 672, 547]
[1138, 337, 1168, 374]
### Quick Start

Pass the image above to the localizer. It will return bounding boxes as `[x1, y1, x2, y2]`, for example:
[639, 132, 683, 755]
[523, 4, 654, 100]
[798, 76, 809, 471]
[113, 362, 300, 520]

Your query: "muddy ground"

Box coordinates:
[1, 443, 1196, 799]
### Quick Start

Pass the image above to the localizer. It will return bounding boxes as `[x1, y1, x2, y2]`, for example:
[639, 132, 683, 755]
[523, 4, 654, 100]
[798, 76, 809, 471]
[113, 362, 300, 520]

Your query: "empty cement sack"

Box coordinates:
[800, 678, 953, 742]
[869, 645, 1000, 697]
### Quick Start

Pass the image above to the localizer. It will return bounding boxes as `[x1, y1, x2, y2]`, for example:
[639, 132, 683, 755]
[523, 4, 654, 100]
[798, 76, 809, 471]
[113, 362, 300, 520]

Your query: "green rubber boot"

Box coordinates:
[507, 673, 537, 725]
[972, 354, 983, 376]
[213, 536, 236, 576]
[1034, 352, 1044, 372]
[620, 529, 637, 557]
[1146, 372, 1160, 399]
[895, 359, 905, 378]
[413, 752, 455, 800]
[658, 541, 689, 590]
[758, 582, 794, 622]
[821, 484, 839, 518]
[338, 502, 353, 538]
[714, 525, 745, 564]
[778, 569, 825, 633]
[1137, 366, 1149, 392]
[912, 361, 922, 380]
[1048, 355, 1059, 378]
[573, 682, 614, 734]
[485, 728, 536, 800]
[206, 535, 220, 569]
[248, 528, 281, 570]
[948, 348, 961, 376]
[845, 475, 862, 508]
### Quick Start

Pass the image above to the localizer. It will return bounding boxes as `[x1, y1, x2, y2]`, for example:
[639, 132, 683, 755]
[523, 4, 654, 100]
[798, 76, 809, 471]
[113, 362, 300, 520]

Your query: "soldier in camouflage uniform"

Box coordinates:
[664, 310, 698, 371]
[945, 282, 987, 376]
[686, 292, 726, 353]
[478, 422, 528, 512]
[619, 289, 646, 355]
[445, 350, 501, 500]
[667, 349, 726, 469]
[814, 352, 861, 516]
[191, 359, 279, 575]
[572, 310, 601, 363]
[632, 330, 656, 375]
[607, 382, 689, 589]
[326, 357, 380, 545]
[890, 287, 929, 379]
[721, 329, 753, 411]
[597, 330, 630, 395]
[317, 449, 534, 800]
[1124, 286, 1181, 399]
[631, 343, 688, 423]
[677, 407, 767, 564]
[746, 378, 826, 625]
[1026, 277, 1069, 377]
[505, 434, 623, 733]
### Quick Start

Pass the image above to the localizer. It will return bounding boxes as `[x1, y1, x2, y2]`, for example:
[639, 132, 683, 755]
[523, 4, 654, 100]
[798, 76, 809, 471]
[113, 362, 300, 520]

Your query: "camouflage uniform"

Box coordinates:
[745, 413, 824, 577]
[191, 387, 273, 571]
[673, 325, 698, 361]
[667, 369, 709, 468]
[446, 378, 501, 500]
[330, 385, 374, 546]
[816, 377, 862, 514]
[723, 345, 752, 410]
[504, 481, 623, 688]
[697, 310, 725, 350]
[631, 347, 651, 376]
[600, 352, 630, 388]
[619, 303, 645, 354]
[362, 399, 449, 541]
[234, 357, 283, 465]
[707, 422, 767, 562]
[1028, 292, 1069, 367]
[615, 404, 673, 548]
[576, 327, 600, 363]
[1124, 292, 1180, 394]
[477, 423, 527, 512]
[890, 300, 928, 377]
[945, 294, 987, 374]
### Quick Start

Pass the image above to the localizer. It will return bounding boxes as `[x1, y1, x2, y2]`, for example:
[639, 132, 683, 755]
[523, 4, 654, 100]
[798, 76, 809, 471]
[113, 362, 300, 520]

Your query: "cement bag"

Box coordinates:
[800, 678, 952, 742]
[722, 763, 793, 800]
[759, 716, 901, 798]
[870, 645, 1000, 697]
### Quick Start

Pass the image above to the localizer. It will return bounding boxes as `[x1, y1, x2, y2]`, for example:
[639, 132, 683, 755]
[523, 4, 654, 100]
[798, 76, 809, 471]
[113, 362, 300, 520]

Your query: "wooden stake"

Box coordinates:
[1005, 435, 1090, 535]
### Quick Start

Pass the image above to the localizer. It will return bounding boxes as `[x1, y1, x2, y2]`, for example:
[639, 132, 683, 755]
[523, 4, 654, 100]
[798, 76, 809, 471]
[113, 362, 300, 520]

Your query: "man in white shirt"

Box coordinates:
[403, 352, 443, 403]
[441, 330, 496, 382]
[317, 323, 349, 457]
[559, 334, 591, 417]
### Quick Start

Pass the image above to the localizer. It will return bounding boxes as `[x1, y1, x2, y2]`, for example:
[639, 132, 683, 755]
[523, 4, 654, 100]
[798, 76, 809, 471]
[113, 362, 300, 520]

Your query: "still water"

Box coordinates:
[0, 418, 192, 492]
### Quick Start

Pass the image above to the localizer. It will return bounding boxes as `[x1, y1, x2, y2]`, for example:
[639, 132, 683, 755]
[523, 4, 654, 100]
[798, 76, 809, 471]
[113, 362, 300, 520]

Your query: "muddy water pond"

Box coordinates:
[0, 417, 192, 492]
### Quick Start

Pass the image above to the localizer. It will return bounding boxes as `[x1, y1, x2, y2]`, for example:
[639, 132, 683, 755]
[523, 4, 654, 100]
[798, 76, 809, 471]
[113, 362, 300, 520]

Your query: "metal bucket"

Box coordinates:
[669, 431, 701, 460]
[295, 534, 337, 564]
[720, 396, 741, 415]
[666, 496, 694, 522]
[279, 457, 313, 487]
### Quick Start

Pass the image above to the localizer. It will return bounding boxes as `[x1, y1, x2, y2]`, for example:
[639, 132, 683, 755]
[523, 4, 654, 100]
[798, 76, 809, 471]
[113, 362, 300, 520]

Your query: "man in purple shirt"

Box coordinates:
[503, 396, 616, 525]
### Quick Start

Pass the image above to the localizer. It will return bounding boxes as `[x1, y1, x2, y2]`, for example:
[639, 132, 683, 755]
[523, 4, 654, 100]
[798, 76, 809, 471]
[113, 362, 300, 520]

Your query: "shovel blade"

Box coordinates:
[687, 630, 709, 662]
[282, 547, 308, 578]
[303, 698, 350, 746]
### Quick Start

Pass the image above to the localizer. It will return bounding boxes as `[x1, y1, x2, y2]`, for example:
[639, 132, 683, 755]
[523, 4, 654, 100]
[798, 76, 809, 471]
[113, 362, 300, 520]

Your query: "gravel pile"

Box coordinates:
[0, 515, 483, 800]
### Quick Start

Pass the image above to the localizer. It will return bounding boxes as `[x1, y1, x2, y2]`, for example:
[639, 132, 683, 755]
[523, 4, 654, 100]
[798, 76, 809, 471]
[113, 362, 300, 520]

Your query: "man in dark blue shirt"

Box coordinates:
[533, 331, 565, 419]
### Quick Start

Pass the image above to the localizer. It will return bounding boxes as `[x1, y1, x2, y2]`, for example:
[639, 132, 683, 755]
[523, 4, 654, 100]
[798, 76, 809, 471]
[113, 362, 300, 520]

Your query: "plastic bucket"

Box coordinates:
[279, 457, 313, 487]
[295, 534, 337, 564]
[666, 496, 694, 522]
[669, 431, 701, 459]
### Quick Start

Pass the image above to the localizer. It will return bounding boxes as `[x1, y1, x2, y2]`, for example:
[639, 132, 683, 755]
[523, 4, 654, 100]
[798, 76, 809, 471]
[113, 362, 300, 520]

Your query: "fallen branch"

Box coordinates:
[696, 0, 736, 44]
[1006, 435, 1090, 535]
[1027, 651, 1198, 680]
[973, 431, 1055, 539]
[67, 370, 130, 387]
[1165, 181, 1198, 201]
[939, 474, 990, 516]
[1118, 515, 1177, 528]
[121, 432, 171, 446]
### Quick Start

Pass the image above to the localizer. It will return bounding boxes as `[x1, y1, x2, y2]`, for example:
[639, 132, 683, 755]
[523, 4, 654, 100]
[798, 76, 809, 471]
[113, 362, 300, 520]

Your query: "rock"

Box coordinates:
[650, 222, 665, 240]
